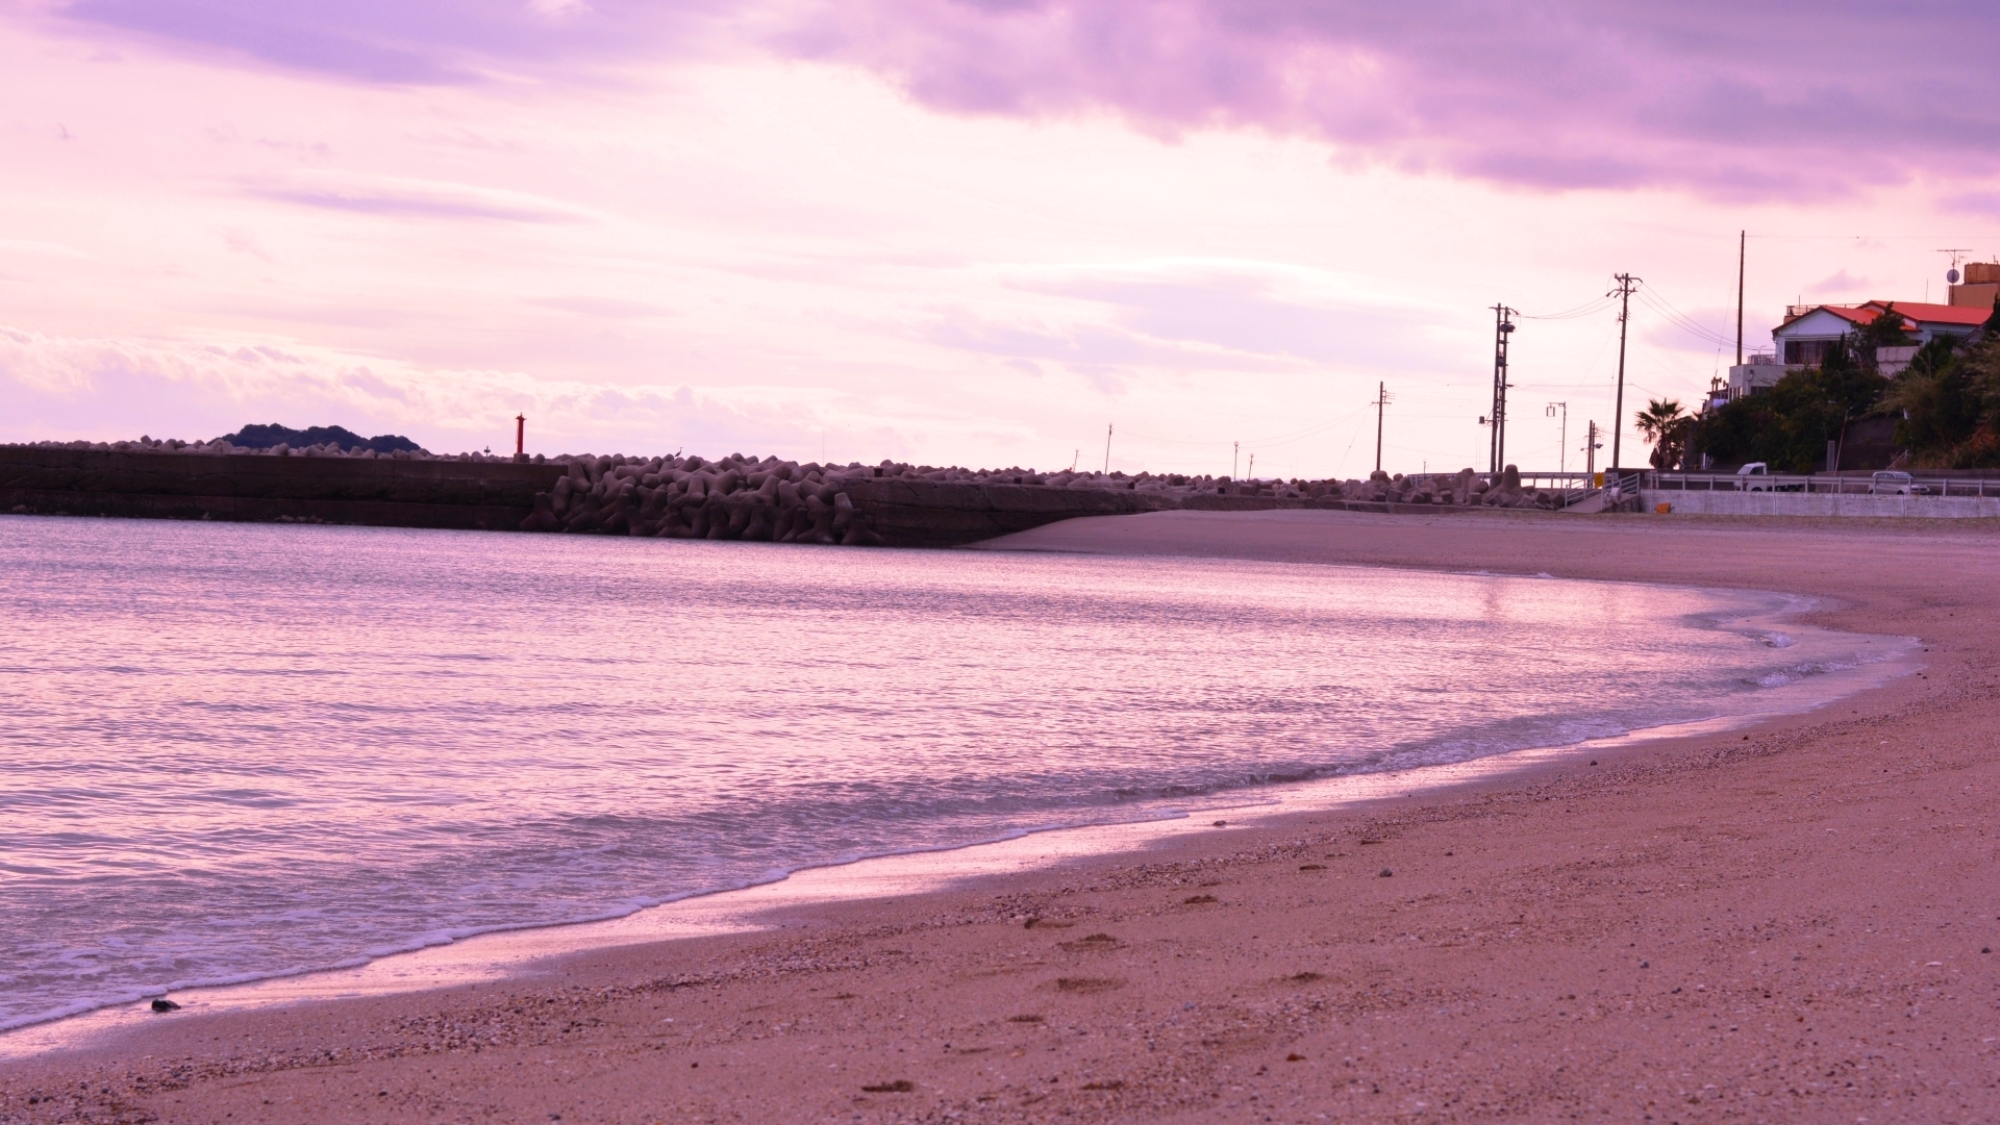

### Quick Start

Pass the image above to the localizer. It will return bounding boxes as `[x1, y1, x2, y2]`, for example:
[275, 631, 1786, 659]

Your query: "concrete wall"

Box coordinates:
[1643, 489, 2000, 518]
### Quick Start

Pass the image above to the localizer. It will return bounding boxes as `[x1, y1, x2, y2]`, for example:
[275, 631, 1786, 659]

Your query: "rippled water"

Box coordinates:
[0, 516, 1886, 1031]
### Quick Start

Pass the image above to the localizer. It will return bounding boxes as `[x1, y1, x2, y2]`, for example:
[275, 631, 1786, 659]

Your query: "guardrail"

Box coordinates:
[1649, 472, 2000, 497]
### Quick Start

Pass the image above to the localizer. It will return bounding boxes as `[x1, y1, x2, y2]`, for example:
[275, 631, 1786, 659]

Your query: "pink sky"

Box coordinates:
[5, 0, 1997, 475]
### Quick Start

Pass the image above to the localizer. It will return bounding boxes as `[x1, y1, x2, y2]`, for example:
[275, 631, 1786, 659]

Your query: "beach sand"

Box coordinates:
[5, 509, 1999, 1123]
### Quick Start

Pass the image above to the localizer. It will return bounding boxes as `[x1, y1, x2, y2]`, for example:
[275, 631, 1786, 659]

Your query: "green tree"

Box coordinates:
[1689, 335, 1890, 472]
[1852, 303, 1917, 367]
[1880, 330, 2000, 467]
[1875, 337, 1976, 457]
[1635, 399, 1689, 469]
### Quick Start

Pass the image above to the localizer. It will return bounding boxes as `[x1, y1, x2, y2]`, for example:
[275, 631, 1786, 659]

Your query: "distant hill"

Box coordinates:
[215, 424, 423, 454]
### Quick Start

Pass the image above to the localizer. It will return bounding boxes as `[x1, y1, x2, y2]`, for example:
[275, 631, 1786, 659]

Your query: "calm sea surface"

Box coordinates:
[0, 516, 1885, 1030]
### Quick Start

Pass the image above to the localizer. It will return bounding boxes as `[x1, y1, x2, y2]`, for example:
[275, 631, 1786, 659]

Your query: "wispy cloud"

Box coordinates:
[47, 0, 731, 84]
[527, 296, 677, 319]
[237, 172, 596, 223]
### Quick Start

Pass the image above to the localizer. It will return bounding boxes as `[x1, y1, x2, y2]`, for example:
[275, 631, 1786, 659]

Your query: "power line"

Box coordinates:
[1635, 286, 1732, 348]
[1744, 233, 2000, 241]
[1120, 404, 1372, 453]
[1517, 295, 1619, 321]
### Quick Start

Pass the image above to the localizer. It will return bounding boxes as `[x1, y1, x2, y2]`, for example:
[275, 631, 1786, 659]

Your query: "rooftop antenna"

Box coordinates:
[1939, 249, 1973, 298]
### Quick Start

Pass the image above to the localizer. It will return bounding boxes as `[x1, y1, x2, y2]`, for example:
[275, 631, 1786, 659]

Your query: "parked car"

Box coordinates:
[1736, 462, 1775, 492]
[1870, 471, 1928, 495]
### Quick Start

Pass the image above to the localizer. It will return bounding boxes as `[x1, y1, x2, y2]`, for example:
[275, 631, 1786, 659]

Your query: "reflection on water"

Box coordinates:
[0, 516, 1889, 1030]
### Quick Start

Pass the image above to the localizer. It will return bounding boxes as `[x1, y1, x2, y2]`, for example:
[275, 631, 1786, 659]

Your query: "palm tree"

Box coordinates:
[1635, 399, 1687, 469]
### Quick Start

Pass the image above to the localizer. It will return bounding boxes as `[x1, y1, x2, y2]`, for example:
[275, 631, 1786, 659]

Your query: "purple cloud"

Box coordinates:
[39, 0, 2000, 196]
[778, 0, 2000, 196]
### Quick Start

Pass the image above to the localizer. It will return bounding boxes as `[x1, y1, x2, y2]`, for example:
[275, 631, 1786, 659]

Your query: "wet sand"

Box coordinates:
[6, 509, 1999, 1123]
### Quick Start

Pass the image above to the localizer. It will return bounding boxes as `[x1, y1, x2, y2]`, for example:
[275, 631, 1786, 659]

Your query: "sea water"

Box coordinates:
[0, 516, 1896, 1031]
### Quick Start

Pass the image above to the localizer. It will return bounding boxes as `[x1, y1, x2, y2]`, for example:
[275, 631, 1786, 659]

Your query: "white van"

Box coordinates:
[1870, 471, 1926, 495]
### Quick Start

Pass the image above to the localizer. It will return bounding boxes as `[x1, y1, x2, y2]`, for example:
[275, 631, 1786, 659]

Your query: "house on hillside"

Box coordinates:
[1726, 300, 1989, 398]
[1774, 301, 1985, 363]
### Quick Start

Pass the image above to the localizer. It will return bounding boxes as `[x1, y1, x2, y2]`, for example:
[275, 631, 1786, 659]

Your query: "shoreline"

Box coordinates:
[0, 537, 1909, 1053]
[5, 509, 1996, 1123]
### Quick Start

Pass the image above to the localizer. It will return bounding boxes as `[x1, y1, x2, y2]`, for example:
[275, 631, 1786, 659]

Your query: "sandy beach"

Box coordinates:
[5, 508, 1999, 1124]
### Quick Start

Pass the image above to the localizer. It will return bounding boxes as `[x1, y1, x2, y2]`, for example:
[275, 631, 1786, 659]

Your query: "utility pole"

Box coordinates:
[1546, 402, 1568, 474]
[1102, 424, 1113, 474]
[1232, 441, 1239, 480]
[1372, 381, 1392, 473]
[1608, 273, 1641, 471]
[1489, 305, 1517, 473]
[1247, 453, 1256, 479]
[1735, 231, 1745, 367]
[1584, 420, 1602, 480]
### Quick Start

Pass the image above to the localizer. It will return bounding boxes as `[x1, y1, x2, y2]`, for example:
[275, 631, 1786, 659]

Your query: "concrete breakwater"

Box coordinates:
[533, 459, 1564, 547]
[1, 443, 554, 532]
[3, 440, 1567, 547]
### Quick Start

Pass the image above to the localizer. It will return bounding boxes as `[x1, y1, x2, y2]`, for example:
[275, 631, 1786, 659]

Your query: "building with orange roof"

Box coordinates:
[1727, 299, 1992, 398]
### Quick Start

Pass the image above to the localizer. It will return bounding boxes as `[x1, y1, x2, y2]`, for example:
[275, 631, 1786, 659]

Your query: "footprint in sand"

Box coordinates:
[1055, 977, 1123, 994]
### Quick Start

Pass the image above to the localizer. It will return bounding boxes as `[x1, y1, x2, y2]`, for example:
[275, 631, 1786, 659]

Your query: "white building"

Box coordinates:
[1726, 353, 1786, 398]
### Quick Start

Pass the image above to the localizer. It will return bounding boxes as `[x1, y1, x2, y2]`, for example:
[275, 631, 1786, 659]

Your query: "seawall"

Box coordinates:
[1, 447, 1293, 547]
[1642, 489, 2000, 519]
[1, 446, 556, 531]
